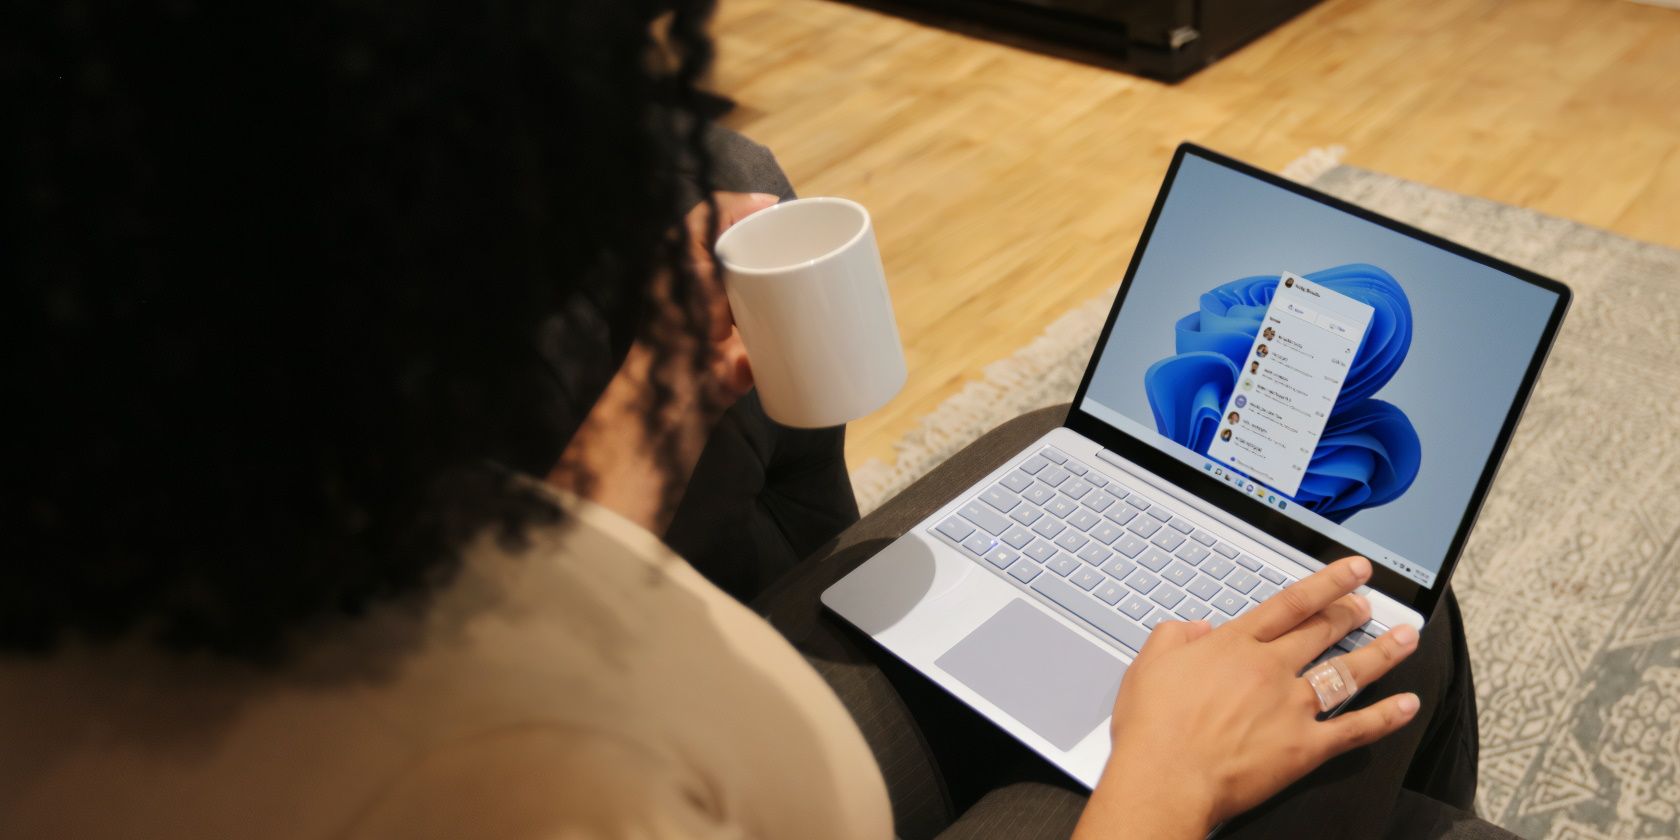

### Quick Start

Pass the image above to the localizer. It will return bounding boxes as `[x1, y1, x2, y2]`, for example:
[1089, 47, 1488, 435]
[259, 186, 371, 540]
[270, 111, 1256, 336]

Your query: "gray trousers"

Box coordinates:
[751, 406, 1514, 840]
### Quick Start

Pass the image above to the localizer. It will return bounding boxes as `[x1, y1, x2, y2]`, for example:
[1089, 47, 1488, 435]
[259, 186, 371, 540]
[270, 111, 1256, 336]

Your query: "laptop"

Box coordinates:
[822, 143, 1570, 788]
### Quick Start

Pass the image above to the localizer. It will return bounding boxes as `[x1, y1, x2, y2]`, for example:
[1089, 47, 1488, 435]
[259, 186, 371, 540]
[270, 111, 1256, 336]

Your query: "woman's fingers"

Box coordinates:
[1229, 556, 1372, 642]
[1272, 592, 1371, 666]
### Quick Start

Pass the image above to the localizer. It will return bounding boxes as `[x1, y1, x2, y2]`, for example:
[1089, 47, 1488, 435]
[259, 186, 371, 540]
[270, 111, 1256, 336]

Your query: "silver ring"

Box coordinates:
[1305, 657, 1358, 713]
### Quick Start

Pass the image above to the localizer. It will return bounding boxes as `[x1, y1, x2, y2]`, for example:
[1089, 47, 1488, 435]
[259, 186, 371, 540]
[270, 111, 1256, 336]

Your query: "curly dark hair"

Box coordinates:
[4, 1, 721, 658]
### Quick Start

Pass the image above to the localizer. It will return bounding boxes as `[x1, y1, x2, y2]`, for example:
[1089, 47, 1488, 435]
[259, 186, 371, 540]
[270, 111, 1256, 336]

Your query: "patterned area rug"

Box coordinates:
[851, 152, 1680, 839]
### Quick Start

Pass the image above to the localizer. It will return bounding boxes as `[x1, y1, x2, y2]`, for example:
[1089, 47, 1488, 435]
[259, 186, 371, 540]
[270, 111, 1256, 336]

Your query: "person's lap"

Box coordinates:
[751, 405, 1494, 839]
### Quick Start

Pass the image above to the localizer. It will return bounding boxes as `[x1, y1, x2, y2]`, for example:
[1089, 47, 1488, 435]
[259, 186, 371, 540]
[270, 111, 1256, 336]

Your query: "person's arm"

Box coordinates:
[1073, 556, 1423, 839]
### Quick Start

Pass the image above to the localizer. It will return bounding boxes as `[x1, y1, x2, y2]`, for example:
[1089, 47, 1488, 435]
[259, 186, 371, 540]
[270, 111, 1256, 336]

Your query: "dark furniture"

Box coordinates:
[842, 0, 1323, 81]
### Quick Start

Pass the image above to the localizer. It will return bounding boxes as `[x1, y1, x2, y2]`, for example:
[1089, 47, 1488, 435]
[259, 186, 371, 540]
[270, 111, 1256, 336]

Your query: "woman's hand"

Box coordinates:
[548, 191, 778, 532]
[1073, 556, 1423, 840]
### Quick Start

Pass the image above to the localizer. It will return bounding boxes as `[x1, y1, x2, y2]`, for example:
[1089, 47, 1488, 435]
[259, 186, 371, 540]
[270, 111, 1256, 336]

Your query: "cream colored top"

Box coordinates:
[0, 491, 892, 840]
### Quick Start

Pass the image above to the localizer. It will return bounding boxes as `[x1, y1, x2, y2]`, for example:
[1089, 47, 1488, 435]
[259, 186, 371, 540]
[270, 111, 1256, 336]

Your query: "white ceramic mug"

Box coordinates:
[714, 197, 907, 428]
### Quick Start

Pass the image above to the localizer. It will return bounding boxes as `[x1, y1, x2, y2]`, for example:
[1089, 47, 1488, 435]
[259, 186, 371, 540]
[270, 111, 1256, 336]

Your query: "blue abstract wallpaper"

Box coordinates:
[1142, 264, 1422, 523]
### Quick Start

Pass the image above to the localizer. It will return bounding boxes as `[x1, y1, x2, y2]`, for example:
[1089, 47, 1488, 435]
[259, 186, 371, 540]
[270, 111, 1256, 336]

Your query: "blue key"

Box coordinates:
[1070, 567, 1104, 591]
[960, 501, 1010, 536]
[1031, 518, 1065, 540]
[1104, 506, 1138, 526]
[981, 485, 1019, 513]
[1054, 530, 1089, 553]
[1020, 455, 1050, 475]
[1077, 543, 1111, 566]
[1023, 539, 1057, 563]
[1082, 491, 1117, 513]
[1067, 510, 1101, 532]
[1136, 547, 1174, 573]
[935, 516, 974, 542]
[984, 546, 1020, 569]
[1010, 505, 1043, 526]
[1152, 530, 1186, 551]
[1186, 575, 1222, 602]
[1149, 584, 1186, 609]
[1031, 575, 1150, 653]
[1124, 568, 1160, 594]
[1175, 600, 1212, 621]
[1000, 469, 1035, 493]
[1008, 560, 1041, 583]
[1001, 525, 1035, 549]
[1047, 553, 1080, 577]
[1117, 593, 1153, 621]
[1113, 533, 1149, 558]
[961, 533, 993, 556]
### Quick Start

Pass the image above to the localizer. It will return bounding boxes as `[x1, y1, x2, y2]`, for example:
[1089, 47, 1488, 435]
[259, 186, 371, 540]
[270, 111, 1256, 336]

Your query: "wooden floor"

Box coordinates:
[710, 0, 1680, 469]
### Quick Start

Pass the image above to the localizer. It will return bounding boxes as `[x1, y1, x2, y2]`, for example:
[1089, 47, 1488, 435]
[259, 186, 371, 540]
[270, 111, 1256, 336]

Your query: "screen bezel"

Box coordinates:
[1065, 143, 1572, 620]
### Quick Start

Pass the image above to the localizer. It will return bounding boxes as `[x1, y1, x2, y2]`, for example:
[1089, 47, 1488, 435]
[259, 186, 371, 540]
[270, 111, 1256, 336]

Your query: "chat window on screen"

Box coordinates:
[1206, 271, 1374, 498]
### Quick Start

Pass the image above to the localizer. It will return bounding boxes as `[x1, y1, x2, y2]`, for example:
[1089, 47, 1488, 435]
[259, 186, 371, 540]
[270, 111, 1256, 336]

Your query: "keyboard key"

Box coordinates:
[1039, 466, 1071, 488]
[1142, 610, 1173, 630]
[1070, 567, 1104, 591]
[1136, 547, 1174, 573]
[1125, 496, 1150, 511]
[961, 533, 993, 556]
[1211, 542, 1239, 559]
[1190, 529, 1218, 547]
[1020, 455, 1049, 475]
[1105, 483, 1129, 500]
[1077, 543, 1111, 566]
[1124, 568, 1160, 594]
[1208, 612, 1230, 629]
[1151, 530, 1186, 551]
[1162, 561, 1196, 587]
[1032, 575, 1149, 653]
[1226, 570, 1261, 594]
[1169, 517, 1195, 534]
[1068, 510, 1101, 532]
[1047, 554, 1080, 577]
[1054, 530, 1089, 553]
[1046, 497, 1078, 519]
[1149, 584, 1186, 609]
[1023, 484, 1056, 506]
[1061, 478, 1093, 500]
[1001, 525, 1035, 549]
[1212, 590, 1247, 616]
[1202, 556, 1236, 579]
[1008, 560, 1041, 583]
[1090, 522, 1125, 545]
[1064, 460, 1087, 476]
[1010, 505, 1044, 526]
[1104, 506, 1138, 526]
[1146, 507, 1173, 523]
[1094, 581, 1126, 605]
[1252, 582, 1281, 602]
[1031, 518, 1065, 540]
[1113, 533, 1149, 558]
[1117, 593, 1153, 621]
[960, 501, 1010, 536]
[1235, 554, 1262, 571]
[1175, 600, 1212, 621]
[1186, 575, 1222, 602]
[1128, 518, 1162, 539]
[1041, 447, 1068, 464]
[1085, 472, 1107, 488]
[1000, 469, 1034, 493]
[1023, 539, 1057, 562]
[1102, 557, 1137, 580]
[1175, 543, 1211, 565]
[935, 516, 974, 542]
[980, 485, 1020, 513]
[1258, 567, 1286, 585]
[984, 546, 1020, 569]
[1082, 491, 1117, 513]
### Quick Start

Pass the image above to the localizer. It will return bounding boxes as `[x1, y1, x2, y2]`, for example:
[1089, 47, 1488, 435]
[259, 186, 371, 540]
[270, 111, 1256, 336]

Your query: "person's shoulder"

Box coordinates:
[344, 724, 738, 840]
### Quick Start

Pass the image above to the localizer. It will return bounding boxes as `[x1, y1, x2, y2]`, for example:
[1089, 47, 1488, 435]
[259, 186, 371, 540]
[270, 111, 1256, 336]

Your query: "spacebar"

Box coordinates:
[1030, 575, 1149, 654]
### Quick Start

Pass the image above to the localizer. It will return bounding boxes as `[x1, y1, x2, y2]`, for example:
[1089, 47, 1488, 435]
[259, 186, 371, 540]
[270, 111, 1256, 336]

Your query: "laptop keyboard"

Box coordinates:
[929, 446, 1385, 658]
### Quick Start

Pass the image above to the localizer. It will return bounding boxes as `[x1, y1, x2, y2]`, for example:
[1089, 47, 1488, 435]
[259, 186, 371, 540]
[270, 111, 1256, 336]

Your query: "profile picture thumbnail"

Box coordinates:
[1241, 378, 1254, 391]
[1249, 360, 1260, 374]
[1257, 344, 1270, 358]
[1227, 411, 1240, 424]
[1234, 395, 1247, 408]
[1283, 276, 1295, 288]
[1219, 428, 1233, 442]
[1263, 326, 1276, 341]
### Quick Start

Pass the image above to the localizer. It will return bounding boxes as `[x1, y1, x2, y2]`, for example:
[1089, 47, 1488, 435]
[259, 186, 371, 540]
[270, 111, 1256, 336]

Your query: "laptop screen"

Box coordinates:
[1076, 150, 1564, 590]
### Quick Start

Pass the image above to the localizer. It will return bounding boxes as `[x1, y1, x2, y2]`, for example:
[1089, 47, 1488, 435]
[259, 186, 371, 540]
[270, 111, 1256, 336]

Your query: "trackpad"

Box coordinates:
[935, 599, 1127, 751]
